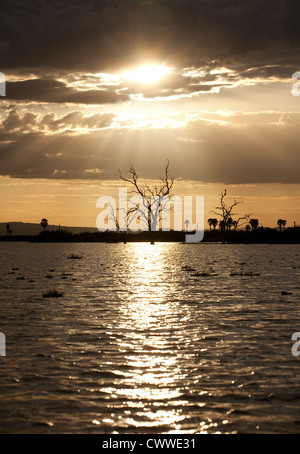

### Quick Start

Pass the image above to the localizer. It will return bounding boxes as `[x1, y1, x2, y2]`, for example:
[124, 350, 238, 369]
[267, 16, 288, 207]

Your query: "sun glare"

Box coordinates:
[122, 64, 172, 84]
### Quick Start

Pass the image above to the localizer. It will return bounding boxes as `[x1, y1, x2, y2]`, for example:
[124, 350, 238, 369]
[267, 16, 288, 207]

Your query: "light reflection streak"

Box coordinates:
[112, 244, 191, 430]
[98, 244, 227, 433]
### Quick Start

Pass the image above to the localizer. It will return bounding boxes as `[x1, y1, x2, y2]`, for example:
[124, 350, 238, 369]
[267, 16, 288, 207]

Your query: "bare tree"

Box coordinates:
[106, 201, 130, 243]
[117, 160, 175, 233]
[212, 190, 250, 231]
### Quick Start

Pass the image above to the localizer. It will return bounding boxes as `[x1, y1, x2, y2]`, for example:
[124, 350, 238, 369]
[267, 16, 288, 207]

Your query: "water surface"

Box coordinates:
[0, 242, 299, 433]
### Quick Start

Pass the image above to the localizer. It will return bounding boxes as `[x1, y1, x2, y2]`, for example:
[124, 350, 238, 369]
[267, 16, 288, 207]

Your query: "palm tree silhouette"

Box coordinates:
[184, 219, 190, 231]
[227, 217, 234, 230]
[277, 219, 287, 232]
[207, 218, 218, 230]
[40, 218, 48, 231]
[249, 219, 259, 230]
[219, 220, 226, 231]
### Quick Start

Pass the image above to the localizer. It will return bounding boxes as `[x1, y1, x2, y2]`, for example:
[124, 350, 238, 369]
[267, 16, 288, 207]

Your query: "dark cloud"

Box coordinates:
[5, 79, 129, 104]
[0, 0, 299, 74]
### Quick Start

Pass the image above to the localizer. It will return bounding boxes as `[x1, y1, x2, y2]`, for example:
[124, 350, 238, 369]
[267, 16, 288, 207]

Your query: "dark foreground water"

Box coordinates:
[0, 242, 299, 434]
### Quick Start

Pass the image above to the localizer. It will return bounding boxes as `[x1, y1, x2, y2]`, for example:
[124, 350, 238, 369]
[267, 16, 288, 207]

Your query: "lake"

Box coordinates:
[0, 242, 299, 433]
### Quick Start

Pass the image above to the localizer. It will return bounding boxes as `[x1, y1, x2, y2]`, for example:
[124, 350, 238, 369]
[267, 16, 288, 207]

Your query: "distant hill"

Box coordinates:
[0, 222, 98, 236]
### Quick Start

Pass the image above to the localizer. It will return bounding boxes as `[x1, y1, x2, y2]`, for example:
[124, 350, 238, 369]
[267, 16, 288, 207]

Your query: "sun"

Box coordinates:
[122, 64, 172, 84]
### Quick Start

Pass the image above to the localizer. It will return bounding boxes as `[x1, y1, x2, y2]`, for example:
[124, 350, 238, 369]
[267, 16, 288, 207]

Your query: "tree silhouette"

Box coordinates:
[227, 217, 234, 230]
[249, 218, 259, 230]
[207, 218, 218, 230]
[277, 219, 287, 232]
[184, 219, 190, 231]
[245, 224, 251, 232]
[118, 160, 174, 233]
[107, 201, 128, 243]
[40, 218, 48, 231]
[5, 223, 10, 236]
[219, 220, 226, 231]
[212, 190, 250, 231]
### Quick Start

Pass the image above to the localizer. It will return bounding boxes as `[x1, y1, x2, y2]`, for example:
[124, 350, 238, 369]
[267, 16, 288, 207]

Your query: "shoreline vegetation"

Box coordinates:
[0, 227, 300, 244]
[3, 178, 298, 244]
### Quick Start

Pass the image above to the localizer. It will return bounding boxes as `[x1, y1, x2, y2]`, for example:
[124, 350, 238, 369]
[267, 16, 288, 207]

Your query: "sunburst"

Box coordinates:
[122, 64, 172, 84]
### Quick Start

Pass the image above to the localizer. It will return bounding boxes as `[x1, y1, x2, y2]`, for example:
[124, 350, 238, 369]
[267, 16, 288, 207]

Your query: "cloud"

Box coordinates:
[1, 109, 117, 133]
[0, 110, 299, 184]
[5, 78, 129, 104]
[1, 1, 297, 106]
[1, 0, 299, 76]
[1, 1, 299, 187]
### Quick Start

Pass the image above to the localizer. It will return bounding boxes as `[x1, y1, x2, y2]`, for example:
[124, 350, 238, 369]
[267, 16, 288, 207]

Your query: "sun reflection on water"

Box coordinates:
[110, 243, 192, 431]
[82, 243, 231, 432]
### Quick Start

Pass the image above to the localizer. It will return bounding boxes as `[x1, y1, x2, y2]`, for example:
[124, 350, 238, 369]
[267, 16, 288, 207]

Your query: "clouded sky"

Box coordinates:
[1, 0, 299, 227]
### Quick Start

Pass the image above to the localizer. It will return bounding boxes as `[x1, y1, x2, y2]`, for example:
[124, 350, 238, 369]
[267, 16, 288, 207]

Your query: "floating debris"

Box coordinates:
[281, 291, 293, 296]
[45, 275, 53, 279]
[67, 253, 82, 260]
[43, 290, 64, 298]
[182, 265, 196, 272]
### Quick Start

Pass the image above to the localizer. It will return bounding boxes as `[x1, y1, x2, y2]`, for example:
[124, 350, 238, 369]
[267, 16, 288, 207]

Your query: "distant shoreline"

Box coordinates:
[1, 227, 299, 244]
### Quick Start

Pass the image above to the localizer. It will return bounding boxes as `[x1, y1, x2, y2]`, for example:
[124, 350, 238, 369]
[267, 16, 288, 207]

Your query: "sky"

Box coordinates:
[0, 0, 299, 229]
